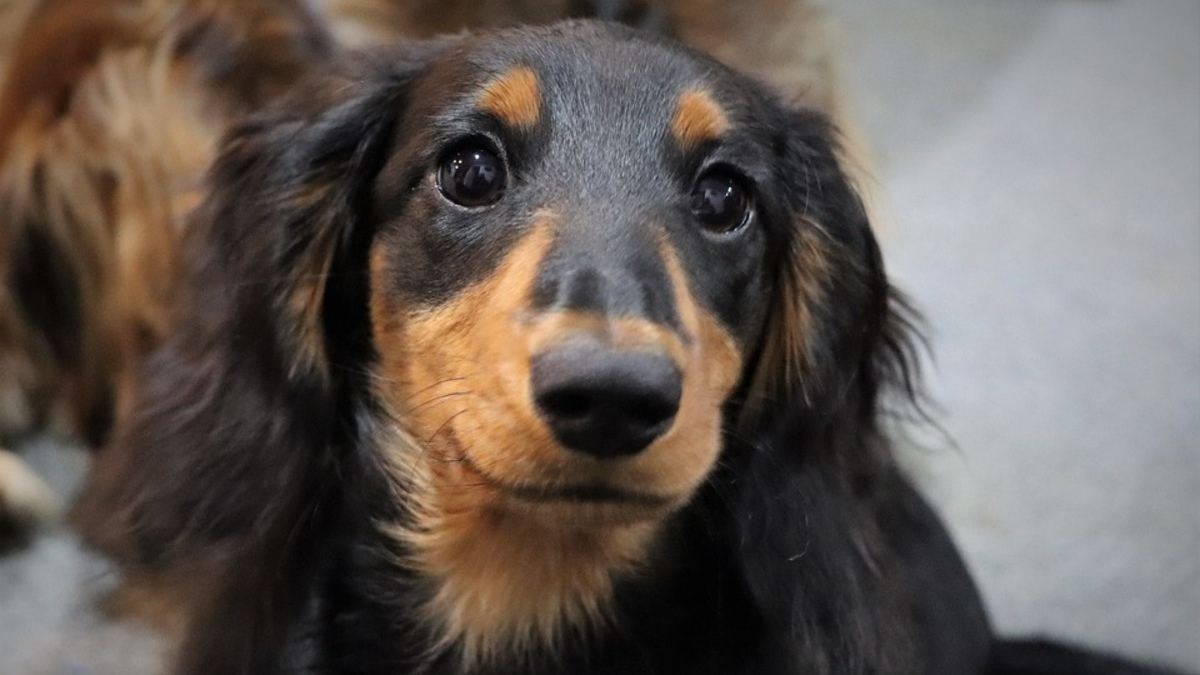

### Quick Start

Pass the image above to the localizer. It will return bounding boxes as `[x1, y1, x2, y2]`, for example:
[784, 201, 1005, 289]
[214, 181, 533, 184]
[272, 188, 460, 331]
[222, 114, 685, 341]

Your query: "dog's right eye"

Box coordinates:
[438, 143, 507, 207]
[690, 168, 752, 235]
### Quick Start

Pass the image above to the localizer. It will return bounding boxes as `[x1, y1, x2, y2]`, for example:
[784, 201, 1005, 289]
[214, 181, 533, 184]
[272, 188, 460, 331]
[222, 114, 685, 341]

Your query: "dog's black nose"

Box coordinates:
[531, 344, 682, 459]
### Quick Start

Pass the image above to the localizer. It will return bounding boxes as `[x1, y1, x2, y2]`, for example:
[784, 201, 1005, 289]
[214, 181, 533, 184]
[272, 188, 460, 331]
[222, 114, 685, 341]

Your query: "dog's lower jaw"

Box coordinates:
[378, 434, 663, 669]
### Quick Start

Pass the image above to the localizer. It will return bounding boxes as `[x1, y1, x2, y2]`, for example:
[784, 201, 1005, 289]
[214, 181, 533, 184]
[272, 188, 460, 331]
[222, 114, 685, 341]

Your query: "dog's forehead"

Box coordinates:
[434, 23, 743, 152]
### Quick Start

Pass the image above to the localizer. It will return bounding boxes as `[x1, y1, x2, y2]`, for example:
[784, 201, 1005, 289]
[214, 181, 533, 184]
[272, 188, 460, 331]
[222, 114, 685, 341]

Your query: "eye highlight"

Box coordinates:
[690, 169, 752, 234]
[437, 141, 507, 207]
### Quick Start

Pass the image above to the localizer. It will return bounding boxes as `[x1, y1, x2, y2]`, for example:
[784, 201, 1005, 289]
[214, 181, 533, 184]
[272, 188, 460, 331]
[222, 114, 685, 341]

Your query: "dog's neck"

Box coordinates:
[377, 432, 661, 668]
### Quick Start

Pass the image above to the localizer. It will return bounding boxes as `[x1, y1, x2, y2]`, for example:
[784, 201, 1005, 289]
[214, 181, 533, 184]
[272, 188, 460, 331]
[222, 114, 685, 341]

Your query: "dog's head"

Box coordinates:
[368, 32, 777, 526]
[83, 20, 904, 668]
[242, 22, 884, 515]
[362, 24, 886, 526]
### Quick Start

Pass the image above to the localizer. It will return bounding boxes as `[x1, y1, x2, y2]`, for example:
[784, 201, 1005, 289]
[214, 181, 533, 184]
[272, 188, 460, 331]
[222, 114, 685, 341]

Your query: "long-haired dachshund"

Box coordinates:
[57, 19, 1187, 675]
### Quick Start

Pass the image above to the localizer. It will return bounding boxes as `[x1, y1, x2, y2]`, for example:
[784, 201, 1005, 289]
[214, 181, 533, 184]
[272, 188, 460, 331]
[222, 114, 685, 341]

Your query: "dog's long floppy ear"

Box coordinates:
[731, 109, 928, 673]
[71, 48, 443, 674]
[739, 108, 920, 434]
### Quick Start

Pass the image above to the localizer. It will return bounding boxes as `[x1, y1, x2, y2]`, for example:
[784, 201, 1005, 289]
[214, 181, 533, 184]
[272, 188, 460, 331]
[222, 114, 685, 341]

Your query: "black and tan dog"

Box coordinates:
[63, 20, 1187, 675]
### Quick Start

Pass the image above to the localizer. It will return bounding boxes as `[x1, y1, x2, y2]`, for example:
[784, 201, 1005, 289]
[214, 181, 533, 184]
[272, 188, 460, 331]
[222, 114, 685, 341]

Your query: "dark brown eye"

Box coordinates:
[438, 142, 506, 207]
[690, 169, 751, 234]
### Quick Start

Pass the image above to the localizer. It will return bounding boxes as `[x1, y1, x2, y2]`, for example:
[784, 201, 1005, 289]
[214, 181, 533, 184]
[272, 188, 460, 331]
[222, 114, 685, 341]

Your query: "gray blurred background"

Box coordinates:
[841, 0, 1199, 669]
[1, 0, 1197, 673]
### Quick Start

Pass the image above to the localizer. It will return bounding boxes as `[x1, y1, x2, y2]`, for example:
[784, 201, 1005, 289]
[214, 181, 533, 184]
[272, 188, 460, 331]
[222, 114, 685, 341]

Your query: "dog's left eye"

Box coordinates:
[690, 169, 752, 234]
[438, 142, 507, 207]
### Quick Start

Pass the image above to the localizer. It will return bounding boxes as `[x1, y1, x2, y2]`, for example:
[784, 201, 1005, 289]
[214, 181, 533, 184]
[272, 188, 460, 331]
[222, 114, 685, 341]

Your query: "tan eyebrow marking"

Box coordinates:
[670, 89, 730, 150]
[477, 66, 541, 129]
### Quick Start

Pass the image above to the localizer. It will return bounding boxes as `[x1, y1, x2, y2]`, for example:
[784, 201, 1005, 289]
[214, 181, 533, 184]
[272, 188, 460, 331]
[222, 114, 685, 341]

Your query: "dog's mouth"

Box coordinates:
[461, 455, 676, 509]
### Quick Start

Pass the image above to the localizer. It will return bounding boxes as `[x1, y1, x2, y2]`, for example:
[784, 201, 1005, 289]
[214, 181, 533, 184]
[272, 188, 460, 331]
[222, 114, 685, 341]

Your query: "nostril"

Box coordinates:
[538, 389, 592, 421]
[531, 344, 682, 459]
[629, 397, 675, 427]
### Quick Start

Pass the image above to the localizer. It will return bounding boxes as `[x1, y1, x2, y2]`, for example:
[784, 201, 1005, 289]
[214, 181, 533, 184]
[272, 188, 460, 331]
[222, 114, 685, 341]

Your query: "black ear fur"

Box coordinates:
[740, 107, 922, 438]
[721, 108, 935, 674]
[70, 50, 442, 675]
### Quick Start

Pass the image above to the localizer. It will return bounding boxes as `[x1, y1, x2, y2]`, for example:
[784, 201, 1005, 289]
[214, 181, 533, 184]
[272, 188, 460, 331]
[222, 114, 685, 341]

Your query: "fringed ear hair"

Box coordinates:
[71, 48, 445, 675]
[737, 108, 908, 432]
[196, 75, 402, 383]
[728, 110, 932, 672]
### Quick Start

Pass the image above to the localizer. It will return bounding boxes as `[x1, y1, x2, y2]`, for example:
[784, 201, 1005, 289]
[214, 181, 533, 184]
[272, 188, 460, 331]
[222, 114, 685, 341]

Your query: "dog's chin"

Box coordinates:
[507, 493, 681, 529]
[460, 456, 688, 528]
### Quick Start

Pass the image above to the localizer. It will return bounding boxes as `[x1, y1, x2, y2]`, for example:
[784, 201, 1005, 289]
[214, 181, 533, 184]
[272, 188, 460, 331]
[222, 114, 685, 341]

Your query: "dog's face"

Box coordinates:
[365, 27, 825, 529]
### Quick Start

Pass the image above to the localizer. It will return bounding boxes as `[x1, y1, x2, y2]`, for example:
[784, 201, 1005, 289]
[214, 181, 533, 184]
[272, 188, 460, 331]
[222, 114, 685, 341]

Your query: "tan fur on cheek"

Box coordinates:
[670, 88, 729, 150]
[372, 220, 559, 484]
[477, 66, 541, 130]
[649, 241, 743, 495]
